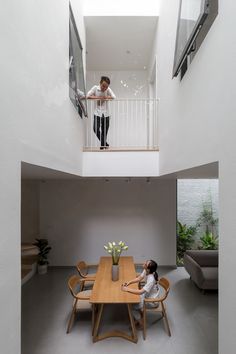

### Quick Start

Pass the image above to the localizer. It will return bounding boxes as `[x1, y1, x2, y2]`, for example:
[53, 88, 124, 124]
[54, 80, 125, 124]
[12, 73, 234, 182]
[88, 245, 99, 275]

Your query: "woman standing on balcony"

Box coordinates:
[87, 76, 116, 149]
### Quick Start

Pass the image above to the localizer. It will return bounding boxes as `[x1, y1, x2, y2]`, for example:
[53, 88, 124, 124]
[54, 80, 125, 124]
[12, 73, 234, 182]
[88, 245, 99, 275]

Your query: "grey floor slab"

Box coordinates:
[21, 267, 218, 354]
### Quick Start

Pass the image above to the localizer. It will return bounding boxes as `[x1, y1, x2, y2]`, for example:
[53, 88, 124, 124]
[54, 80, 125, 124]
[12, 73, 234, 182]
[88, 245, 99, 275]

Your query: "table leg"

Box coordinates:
[93, 304, 104, 342]
[92, 304, 95, 336]
[92, 303, 138, 343]
[127, 304, 138, 343]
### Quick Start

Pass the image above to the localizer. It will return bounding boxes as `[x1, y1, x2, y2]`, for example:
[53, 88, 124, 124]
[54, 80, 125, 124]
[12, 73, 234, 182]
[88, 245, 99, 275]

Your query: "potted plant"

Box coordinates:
[104, 241, 128, 281]
[33, 238, 52, 274]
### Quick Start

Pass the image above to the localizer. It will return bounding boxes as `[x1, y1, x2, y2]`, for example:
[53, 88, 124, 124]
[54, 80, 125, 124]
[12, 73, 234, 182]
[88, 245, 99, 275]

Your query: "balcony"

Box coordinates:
[83, 99, 159, 151]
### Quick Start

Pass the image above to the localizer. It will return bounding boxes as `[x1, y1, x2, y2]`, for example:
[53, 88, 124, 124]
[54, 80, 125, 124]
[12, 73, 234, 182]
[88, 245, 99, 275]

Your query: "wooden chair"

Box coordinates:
[66, 275, 93, 333]
[76, 261, 97, 290]
[143, 277, 171, 339]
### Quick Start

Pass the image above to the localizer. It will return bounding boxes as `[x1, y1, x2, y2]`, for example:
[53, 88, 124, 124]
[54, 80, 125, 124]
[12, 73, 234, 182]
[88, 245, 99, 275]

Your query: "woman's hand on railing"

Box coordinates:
[87, 96, 114, 100]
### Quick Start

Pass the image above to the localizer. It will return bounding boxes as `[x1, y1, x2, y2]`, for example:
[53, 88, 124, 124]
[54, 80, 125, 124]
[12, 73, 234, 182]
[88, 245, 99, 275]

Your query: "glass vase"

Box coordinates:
[112, 264, 119, 281]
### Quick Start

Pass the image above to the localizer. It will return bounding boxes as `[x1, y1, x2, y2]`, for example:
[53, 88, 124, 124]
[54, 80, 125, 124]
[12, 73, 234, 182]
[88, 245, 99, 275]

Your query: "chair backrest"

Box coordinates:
[159, 277, 170, 300]
[76, 261, 88, 278]
[68, 275, 83, 298]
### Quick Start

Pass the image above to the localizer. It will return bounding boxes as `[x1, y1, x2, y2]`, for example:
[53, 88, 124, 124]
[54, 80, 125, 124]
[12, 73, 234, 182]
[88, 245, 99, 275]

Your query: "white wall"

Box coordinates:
[0, 150, 21, 354]
[84, 0, 160, 16]
[83, 152, 159, 176]
[21, 181, 40, 242]
[152, 1, 236, 352]
[1, 1, 85, 174]
[0, 1, 86, 353]
[152, 1, 236, 174]
[87, 70, 149, 98]
[178, 179, 219, 240]
[39, 178, 176, 266]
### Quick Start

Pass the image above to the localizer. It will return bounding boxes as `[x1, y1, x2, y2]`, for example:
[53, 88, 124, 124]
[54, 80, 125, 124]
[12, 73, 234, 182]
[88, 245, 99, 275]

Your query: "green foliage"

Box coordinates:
[33, 238, 52, 265]
[104, 241, 128, 265]
[177, 221, 196, 264]
[196, 202, 218, 235]
[199, 231, 218, 250]
[197, 199, 218, 250]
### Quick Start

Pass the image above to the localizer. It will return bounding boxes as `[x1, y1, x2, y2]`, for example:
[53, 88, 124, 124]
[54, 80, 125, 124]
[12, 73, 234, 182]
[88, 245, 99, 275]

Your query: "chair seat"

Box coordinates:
[82, 280, 95, 288]
[84, 273, 96, 280]
[145, 302, 160, 309]
[74, 290, 92, 310]
[74, 299, 92, 310]
[76, 289, 92, 299]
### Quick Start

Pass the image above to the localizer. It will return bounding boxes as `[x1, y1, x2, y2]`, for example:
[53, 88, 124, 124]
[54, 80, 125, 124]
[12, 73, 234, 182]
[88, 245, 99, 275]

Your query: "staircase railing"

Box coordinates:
[83, 98, 159, 150]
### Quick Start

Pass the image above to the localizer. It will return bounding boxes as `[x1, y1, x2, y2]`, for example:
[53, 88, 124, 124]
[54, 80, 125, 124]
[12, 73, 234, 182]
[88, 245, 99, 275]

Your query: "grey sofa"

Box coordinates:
[183, 250, 218, 290]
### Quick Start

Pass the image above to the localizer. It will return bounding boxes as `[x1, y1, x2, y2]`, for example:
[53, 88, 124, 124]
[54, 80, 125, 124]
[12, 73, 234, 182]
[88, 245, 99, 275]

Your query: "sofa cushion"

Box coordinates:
[201, 267, 218, 289]
[185, 250, 218, 267]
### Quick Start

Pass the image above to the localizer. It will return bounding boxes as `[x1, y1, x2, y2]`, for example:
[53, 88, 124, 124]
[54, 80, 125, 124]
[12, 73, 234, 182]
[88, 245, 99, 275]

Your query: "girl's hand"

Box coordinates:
[121, 284, 128, 291]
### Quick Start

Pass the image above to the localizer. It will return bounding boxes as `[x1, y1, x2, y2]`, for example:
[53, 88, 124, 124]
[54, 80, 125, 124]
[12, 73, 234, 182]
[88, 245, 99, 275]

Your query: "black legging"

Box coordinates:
[93, 115, 110, 147]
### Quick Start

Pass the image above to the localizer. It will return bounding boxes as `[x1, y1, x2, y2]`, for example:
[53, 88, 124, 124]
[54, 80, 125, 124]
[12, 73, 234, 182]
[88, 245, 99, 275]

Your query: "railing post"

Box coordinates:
[83, 98, 158, 151]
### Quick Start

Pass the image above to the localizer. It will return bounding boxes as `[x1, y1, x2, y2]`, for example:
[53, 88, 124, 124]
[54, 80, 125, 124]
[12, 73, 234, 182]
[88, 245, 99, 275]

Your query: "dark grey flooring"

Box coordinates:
[21, 267, 218, 354]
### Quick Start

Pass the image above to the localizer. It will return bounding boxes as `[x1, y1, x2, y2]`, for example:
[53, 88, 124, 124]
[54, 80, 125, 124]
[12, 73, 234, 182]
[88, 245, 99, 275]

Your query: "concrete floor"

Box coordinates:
[21, 267, 218, 354]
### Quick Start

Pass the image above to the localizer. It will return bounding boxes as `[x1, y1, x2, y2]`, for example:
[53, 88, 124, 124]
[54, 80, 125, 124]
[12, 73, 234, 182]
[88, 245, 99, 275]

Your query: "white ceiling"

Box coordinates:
[159, 162, 219, 180]
[85, 16, 158, 71]
[21, 163, 80, 180]
[21, 162, 218, 180]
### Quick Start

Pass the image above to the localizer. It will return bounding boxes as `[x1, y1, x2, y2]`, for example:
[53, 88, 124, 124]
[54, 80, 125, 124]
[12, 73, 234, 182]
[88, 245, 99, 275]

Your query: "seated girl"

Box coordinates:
[121, 259, 159, 328]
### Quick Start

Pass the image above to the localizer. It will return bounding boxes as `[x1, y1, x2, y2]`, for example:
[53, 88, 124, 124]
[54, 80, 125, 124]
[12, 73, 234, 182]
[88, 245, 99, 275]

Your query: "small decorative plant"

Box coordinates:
[199, 231, 218, 250]
[104, 241, 128, 265]
[33, 238, 51, 266]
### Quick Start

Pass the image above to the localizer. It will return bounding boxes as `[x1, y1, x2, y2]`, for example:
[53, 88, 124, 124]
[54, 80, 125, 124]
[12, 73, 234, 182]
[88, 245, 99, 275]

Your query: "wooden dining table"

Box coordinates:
[90, 256, 140, 343]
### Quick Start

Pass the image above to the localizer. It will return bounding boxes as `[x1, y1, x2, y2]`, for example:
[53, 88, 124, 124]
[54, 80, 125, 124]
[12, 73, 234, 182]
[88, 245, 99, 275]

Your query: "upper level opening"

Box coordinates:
[84, 16, 159, 151]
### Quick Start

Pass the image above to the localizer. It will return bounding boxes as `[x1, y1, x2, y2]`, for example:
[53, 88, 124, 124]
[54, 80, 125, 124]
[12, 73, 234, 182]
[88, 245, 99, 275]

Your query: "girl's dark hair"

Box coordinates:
[100, 76, 110, 85]
[147, 259, 158, 282]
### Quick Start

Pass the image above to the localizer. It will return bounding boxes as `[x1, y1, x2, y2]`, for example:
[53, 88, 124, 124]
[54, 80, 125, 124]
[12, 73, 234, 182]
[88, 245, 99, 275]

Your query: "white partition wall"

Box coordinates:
[150, 1, 236, 353]
[38, 178, 176, 267]
[0, 1, 86, 353]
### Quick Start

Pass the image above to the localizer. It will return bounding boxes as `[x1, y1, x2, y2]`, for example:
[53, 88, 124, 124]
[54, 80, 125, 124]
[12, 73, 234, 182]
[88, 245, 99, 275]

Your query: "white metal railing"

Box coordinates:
[83, 99, 159, 150]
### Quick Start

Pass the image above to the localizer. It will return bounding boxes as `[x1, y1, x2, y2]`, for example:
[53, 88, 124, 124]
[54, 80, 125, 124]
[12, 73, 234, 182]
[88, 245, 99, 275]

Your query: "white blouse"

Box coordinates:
[141, 269, 159, 299]
[87, 85, 116, 117]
